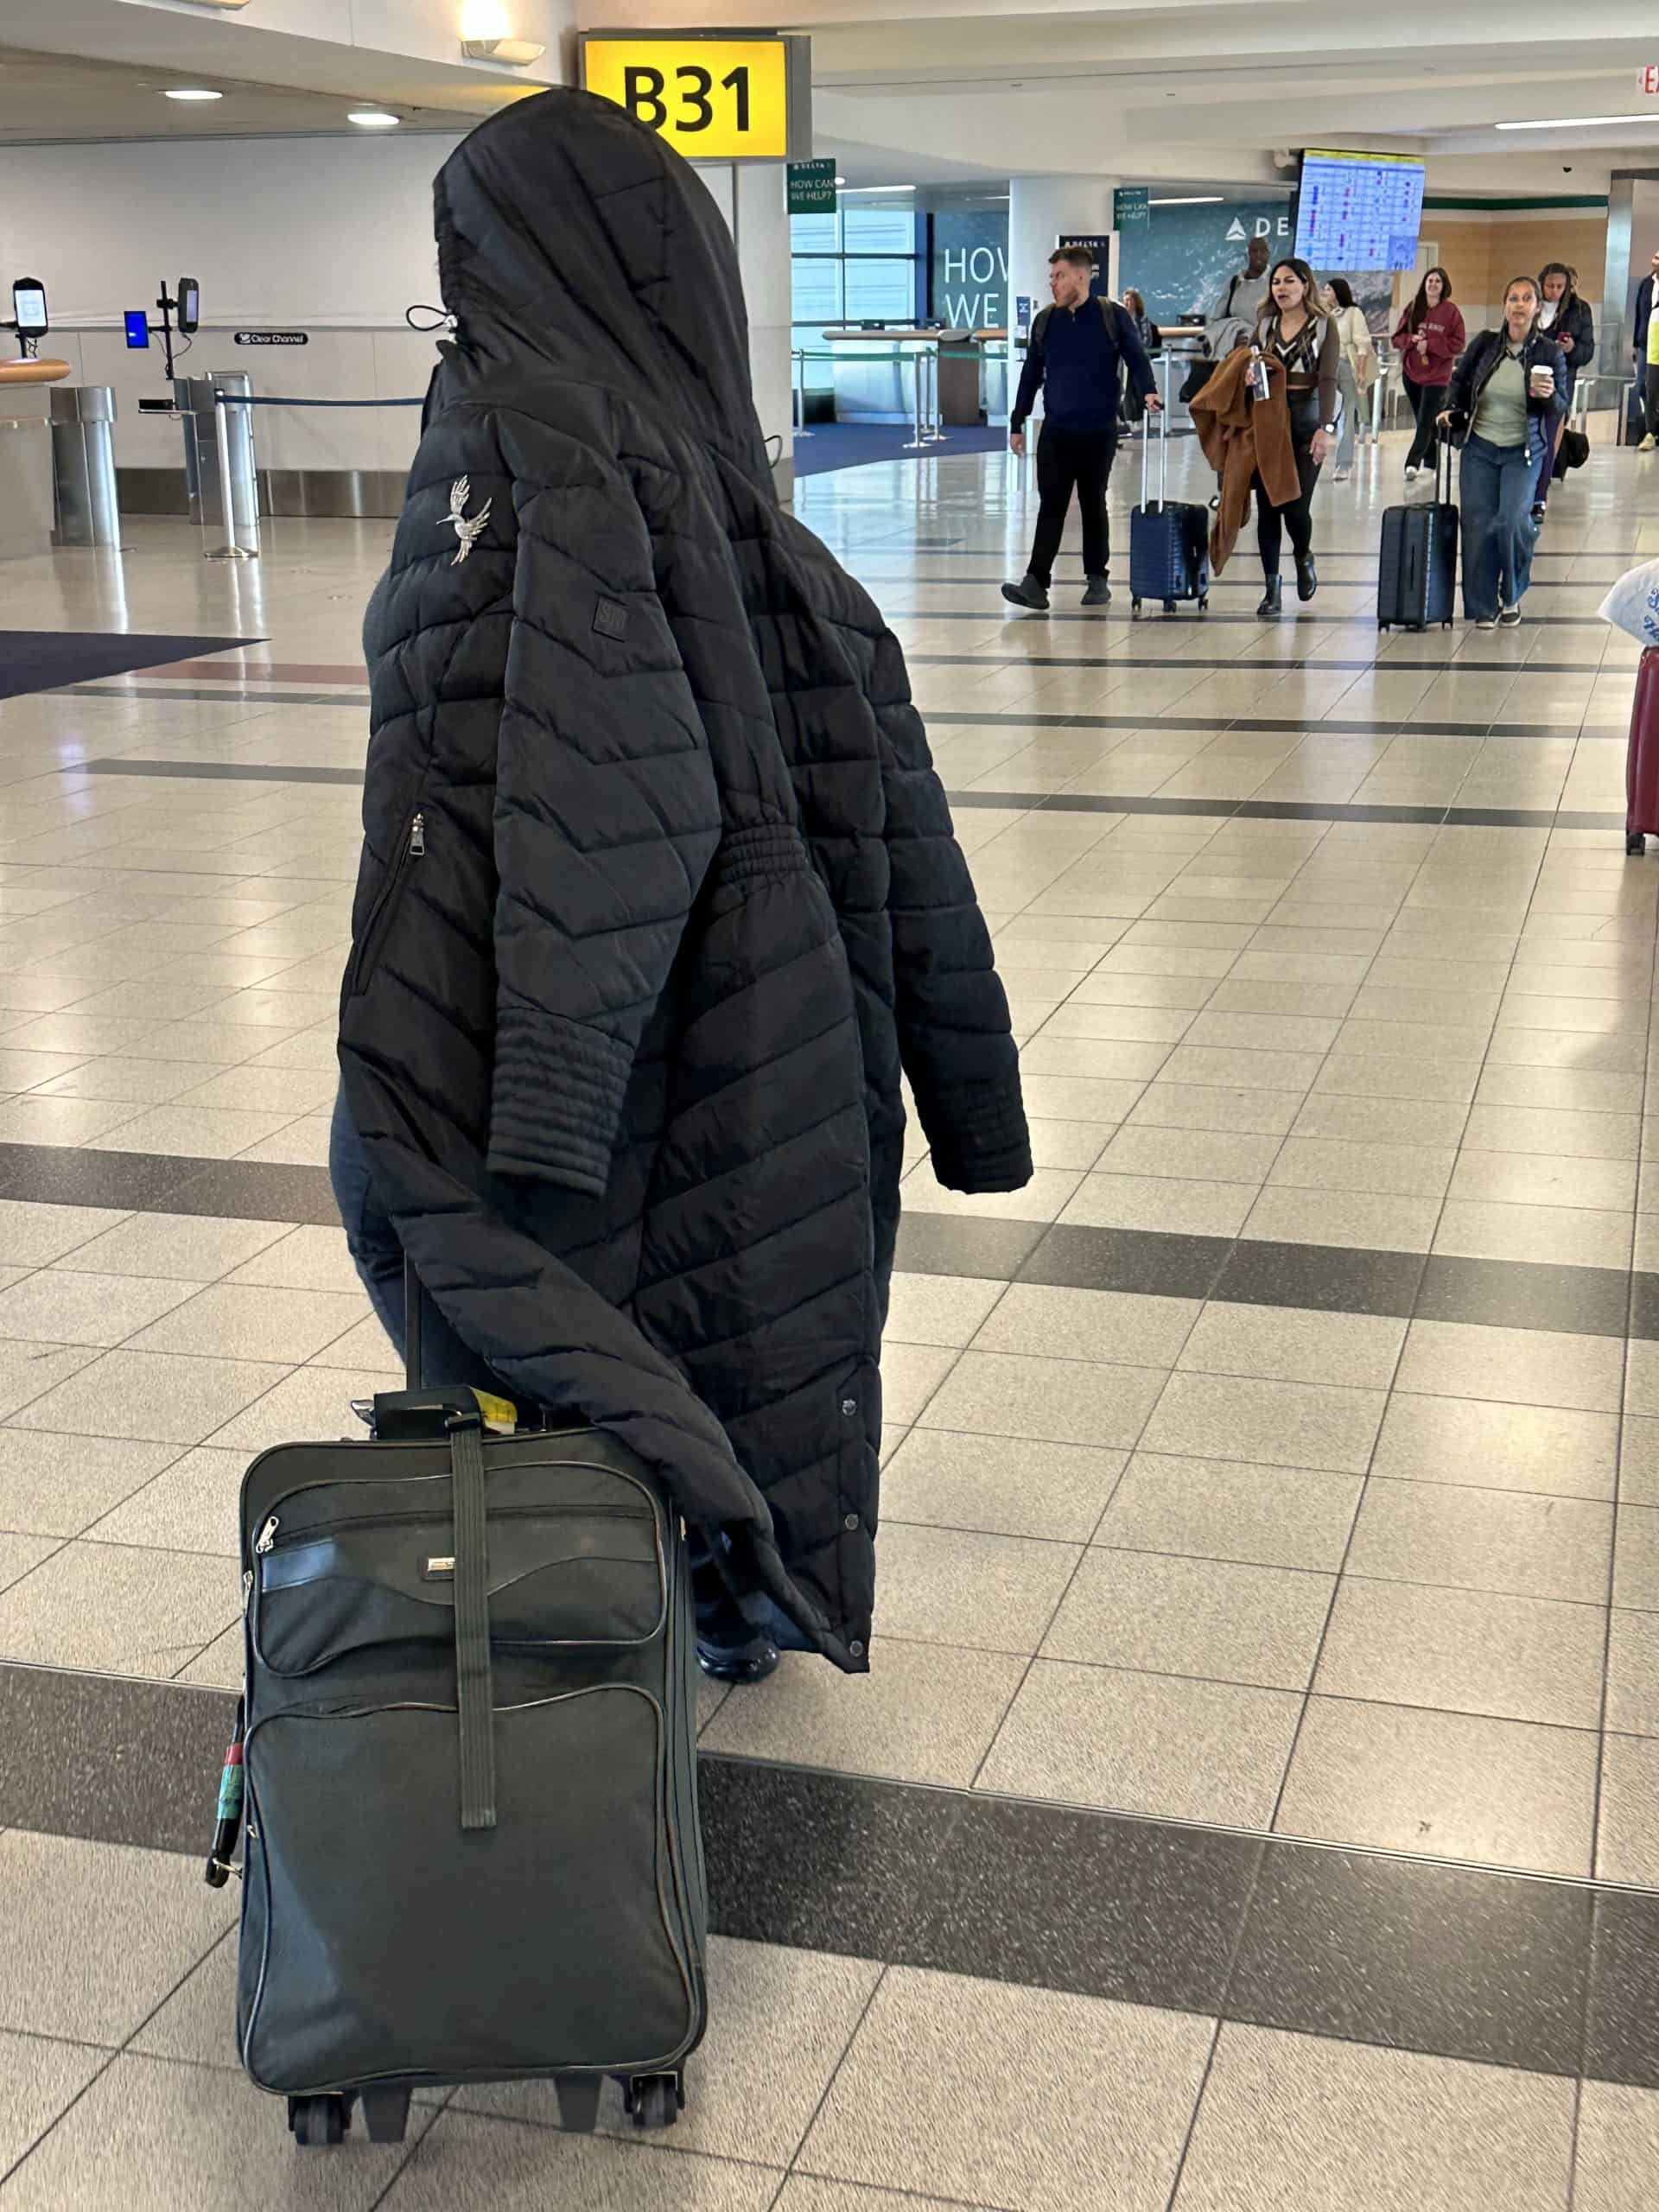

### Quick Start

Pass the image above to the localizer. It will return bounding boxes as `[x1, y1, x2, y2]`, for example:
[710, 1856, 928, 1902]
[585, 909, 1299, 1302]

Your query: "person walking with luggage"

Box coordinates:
[1532, 262, 1594, 521]
[1634, 247, 1659, 449]
[1393, 268, 1465, 481]
[1252, 257, 1340, 620]
[1438, 274, 1567, 630]
[1002, 246, 1161, 613]
[1322, 278, 1376, 480]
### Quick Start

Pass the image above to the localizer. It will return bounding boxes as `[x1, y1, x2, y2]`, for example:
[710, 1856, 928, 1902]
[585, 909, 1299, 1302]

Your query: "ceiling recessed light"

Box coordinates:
[1497, 113, 1659, 130]
[347, 110, 402, 129]
[1149, 195, 1224, 206]
[164, 88, 222, 102]
[834, 175, 847, 186]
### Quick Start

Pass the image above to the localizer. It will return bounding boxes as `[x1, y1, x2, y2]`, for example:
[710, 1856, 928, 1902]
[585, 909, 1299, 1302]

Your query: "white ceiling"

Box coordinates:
[4, 0, 1659, 189]
[0, 43, 489, 141]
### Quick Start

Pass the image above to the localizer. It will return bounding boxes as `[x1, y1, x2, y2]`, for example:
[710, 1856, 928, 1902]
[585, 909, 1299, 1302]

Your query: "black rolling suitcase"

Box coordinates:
[1378, 433, 1458, 630]
[1129, 374, 1210, 619]
[212, 1259, 707, 2149]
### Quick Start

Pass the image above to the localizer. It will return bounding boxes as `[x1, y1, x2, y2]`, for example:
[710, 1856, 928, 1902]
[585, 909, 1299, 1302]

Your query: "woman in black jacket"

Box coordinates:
[331, 88, 1029, 1685]
[1533, 261, 1594, 520]
[1118, 289, 1161, 433]
[1438, 275, 1567, 629]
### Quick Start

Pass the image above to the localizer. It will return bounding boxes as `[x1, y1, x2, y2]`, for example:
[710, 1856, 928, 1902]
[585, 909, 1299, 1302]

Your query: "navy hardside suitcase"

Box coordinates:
[1378, 435, 1458, 631]
[1130, 382, 1209, 618]
[213, 1261, 707, 2150]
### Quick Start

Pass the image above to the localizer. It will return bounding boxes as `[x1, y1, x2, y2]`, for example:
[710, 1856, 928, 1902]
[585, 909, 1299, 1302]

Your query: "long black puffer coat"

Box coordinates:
[337, 88, 1030, 1673]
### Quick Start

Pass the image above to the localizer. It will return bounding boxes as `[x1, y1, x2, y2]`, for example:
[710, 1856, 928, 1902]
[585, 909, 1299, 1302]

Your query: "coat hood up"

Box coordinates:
[434, 88, 771, 480]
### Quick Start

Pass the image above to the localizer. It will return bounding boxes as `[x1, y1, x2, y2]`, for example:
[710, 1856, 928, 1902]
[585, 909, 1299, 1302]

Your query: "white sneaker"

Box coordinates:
[1499, 605, 1522, 628]
[1475, 616, 1497, 632]
[1334, 466, 1351, 481]
[1404, 465, 1420, 481]
[1641, 434, 1657, 454]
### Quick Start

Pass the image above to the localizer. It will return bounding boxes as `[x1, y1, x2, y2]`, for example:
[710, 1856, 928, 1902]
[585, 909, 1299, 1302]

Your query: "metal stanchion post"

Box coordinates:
[208, 391, 257, 561]
[792, 348, 814, 441]
[903, 343, 929, 451]
[931, 345, 950, 444]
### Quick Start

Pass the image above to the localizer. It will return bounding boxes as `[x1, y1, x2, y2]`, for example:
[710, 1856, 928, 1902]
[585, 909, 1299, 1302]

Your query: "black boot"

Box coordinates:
[1295, 553, 1318, 602]
[1256, 575, 1282, 621]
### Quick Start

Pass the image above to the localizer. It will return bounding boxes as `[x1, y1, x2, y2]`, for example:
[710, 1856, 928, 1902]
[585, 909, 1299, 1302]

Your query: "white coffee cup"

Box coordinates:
[1529, 364, 1554, 398]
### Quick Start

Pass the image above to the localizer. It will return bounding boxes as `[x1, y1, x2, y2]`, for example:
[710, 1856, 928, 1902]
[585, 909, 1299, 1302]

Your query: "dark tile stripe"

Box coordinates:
[949, 789, 1625, 830]
[0, 1143, 339, 1225]
[897, 1212, 1655, 1341]
[2, 1659, 1656, 2085]
[939, 708, 1594, 740]
[69, 688, 358, 709]
[0, 1144, 1643, 1340]
[86, 756, 365, 785]
[911, 654, 1611, 676]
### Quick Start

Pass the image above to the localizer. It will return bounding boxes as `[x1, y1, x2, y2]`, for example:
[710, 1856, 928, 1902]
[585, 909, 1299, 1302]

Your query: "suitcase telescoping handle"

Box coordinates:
[404, 1251, 422, 1391]
[1141, 352, 1172, 511]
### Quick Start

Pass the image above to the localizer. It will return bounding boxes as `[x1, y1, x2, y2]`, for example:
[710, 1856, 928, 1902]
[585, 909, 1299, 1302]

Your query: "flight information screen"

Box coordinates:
[1294, 149, 1426, 272]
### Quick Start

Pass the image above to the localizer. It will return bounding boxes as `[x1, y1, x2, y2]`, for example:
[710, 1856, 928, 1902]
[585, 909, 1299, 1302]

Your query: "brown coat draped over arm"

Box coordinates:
[1187, 349, 1301, 575]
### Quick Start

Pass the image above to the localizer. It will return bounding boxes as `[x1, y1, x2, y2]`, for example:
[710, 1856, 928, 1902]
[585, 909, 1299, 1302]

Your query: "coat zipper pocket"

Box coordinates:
[346, 811, 423, 997]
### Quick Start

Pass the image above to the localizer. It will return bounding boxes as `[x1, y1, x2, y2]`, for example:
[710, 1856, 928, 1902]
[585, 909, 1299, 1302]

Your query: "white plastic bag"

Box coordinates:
[1599, 557, 1659, 647]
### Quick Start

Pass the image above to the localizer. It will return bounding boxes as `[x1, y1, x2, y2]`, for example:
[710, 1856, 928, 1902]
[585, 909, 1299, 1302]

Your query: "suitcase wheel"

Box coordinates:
[1163, 598, 1177, 615]
[1629, 832, 1647, 858]
[289, 2094, 349, 2147]
[1131, 597, 1143, 618]
[1198, 596, 1209, 613]
[359, 2086, 411, 2144]
[624, 2073, 684, 2131]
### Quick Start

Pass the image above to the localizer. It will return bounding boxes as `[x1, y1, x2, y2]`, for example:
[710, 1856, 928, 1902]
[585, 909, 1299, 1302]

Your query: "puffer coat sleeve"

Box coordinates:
[404, 404, 724, 1198]
[867, 631, 1032, 1194]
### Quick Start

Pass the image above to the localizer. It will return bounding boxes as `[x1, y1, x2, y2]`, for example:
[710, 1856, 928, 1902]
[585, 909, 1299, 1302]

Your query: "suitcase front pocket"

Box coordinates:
[254, 1500, 665, 1675]
[240, 1687, 700, 2090]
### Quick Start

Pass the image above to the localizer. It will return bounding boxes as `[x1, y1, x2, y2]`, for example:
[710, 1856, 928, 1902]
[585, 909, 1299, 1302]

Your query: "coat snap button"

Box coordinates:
[840, 1396, 858, 1417]
[843, 1512, 860, 1532]
[849, 1639, 866, 1658]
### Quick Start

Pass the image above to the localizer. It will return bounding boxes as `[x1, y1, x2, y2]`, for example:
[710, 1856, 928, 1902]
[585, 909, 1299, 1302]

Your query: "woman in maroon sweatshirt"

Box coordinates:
[1393, 267, 1465, 480]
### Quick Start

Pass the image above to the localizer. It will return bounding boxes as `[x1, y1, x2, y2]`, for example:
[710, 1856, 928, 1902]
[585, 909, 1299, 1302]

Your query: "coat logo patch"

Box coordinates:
[592, 596, 629, 640]
[442, 475, 492, 566]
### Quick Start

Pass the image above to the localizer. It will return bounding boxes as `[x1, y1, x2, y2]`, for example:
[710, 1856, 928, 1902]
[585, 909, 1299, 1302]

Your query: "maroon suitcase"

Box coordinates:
[1627, 647, 1659, 854]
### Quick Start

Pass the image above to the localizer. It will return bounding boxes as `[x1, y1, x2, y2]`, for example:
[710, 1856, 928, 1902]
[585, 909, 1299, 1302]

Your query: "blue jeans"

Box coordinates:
[1459, 435, 1537, 622]
[328, 1085, 498, 1394]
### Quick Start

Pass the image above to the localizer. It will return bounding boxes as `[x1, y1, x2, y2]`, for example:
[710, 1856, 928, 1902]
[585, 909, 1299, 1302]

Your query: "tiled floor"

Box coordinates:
[3, 424, 1659, 2200]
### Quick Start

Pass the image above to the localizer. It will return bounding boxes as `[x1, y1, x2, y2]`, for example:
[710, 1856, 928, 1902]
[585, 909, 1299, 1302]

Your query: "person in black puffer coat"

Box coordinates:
[332, 88, 1031, 1683]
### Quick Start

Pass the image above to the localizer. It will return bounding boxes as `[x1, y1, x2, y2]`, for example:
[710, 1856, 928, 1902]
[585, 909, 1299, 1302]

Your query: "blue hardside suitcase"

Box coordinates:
[1129, 390, 1209, 618]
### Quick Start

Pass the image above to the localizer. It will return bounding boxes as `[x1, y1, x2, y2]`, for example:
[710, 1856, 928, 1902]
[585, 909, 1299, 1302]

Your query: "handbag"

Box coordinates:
[1554, 424, 1589, 479]
[1598, 556, 1659, 646]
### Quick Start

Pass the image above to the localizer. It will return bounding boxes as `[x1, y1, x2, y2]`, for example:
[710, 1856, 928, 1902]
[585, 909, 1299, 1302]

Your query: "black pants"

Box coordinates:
[1028, 423, 1116, 584]
[1645, 364, 1659, 441]
[1254, 391, 1324, 579]
[1403, 377, 1444, 474]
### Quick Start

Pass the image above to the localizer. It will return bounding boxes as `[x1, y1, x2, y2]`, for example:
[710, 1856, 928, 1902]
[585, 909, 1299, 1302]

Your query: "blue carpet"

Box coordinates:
[794, 421, 1008, 477]
[0, 631, 257, 702]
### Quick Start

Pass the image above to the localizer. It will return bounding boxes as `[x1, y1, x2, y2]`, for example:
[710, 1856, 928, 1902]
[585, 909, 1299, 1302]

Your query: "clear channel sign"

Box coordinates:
[580, 33, 810, 163]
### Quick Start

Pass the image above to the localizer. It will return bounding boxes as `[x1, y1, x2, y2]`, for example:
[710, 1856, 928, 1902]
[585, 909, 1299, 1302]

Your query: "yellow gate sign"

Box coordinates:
[579, 34, 810, 163]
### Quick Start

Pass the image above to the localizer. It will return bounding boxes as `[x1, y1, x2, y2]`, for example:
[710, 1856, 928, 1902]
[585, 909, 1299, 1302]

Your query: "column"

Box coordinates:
[696, 161, 794, 498]
[1007, 174, 1118, 321]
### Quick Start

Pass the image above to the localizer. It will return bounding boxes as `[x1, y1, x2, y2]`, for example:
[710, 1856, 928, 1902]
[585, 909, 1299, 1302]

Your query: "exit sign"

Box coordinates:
[580, 33, 811, 163]
[1643, 63, 1659, 93]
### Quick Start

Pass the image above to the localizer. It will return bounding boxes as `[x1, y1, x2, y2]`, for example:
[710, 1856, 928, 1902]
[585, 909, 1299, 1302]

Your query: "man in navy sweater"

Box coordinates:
[1003, 245, 1161, 612]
